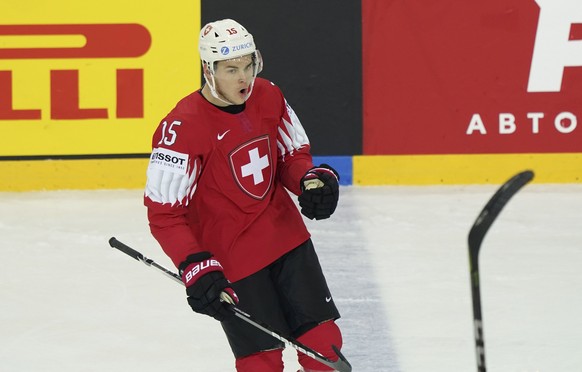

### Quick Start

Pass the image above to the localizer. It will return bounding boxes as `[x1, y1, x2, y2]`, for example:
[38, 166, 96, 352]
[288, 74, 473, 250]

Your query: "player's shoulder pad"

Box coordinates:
[255, 77, 281, 90]
[165, 93, 209, 128]
[253, 77, 284, 101]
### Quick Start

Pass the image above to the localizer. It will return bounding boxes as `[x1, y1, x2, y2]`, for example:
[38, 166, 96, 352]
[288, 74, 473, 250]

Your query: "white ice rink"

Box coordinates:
[1, 183, 581, 371]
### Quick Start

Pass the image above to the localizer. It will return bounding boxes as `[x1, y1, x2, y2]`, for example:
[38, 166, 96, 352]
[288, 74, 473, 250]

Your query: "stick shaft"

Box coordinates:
[108, 237, 351, 372]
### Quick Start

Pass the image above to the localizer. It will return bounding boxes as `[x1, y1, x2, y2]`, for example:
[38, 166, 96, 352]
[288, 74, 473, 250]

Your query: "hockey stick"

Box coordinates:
[108, 237, 352, 372]
[468, 170, 534, 372]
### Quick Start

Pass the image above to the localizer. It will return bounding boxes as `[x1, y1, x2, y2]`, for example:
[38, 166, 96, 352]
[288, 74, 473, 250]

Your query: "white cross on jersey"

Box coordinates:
[241, 147, 269, 185]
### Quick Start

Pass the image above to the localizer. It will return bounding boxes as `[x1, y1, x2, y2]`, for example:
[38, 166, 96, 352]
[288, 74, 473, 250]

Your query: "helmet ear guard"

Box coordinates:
[253, 49, 263, 75]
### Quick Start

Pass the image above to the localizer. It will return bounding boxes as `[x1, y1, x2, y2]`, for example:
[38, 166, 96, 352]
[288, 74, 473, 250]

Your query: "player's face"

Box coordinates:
[213, 54, 255, 105]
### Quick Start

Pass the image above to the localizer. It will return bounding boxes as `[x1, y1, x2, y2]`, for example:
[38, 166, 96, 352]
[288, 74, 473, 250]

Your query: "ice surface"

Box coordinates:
[1, 184, 581, 371]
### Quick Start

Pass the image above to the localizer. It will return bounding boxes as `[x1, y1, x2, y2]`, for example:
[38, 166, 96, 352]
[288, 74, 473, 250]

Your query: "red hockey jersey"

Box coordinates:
[144, 78, 314, 282]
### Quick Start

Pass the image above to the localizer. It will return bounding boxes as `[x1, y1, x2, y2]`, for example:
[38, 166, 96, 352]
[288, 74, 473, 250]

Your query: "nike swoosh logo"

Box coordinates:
[217, 130, 231, 140]
[325, 296, 332, 303]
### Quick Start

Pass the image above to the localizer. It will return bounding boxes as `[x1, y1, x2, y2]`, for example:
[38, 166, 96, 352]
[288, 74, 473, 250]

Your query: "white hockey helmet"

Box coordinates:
[198, 19, 263, 104]
[199, 19, 263, 75]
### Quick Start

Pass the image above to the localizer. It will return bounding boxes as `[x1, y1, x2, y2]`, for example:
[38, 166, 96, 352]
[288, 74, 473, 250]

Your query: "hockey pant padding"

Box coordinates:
[235, 348, 284, 372]
[296, 320, 342, 371]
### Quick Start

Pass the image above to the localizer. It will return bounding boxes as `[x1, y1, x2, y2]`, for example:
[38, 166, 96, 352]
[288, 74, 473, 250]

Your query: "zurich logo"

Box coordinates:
[220, 46, 230, 55]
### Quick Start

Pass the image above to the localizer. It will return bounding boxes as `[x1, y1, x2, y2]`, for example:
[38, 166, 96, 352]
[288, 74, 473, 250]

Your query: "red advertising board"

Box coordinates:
[363, 0, 582, 155]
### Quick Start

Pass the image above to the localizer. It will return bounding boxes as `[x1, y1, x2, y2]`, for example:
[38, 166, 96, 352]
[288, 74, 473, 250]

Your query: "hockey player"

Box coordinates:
[144, 19, 343, 372]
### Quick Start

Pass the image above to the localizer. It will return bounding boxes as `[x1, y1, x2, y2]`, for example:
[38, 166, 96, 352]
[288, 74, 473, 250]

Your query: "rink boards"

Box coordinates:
[2, 153, 581, 191]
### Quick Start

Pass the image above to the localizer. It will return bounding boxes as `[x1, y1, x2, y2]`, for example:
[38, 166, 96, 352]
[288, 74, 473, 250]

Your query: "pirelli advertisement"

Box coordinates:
[1, 0, 581, 190]
[1, 0, 200, 190]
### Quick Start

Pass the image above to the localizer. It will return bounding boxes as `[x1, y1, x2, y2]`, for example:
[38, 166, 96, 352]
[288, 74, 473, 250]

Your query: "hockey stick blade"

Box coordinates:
[468, 170, 534, 256]
[468, 170, 534, 372]
[107, 237, 352, 372]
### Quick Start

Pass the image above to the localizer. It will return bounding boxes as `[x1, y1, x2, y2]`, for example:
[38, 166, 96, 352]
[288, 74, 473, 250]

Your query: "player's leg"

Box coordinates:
[222, 267, 289, 372]
[295, 320, 343, 371]
[235, 348, 284, 372]
[271, 239, 343, 371]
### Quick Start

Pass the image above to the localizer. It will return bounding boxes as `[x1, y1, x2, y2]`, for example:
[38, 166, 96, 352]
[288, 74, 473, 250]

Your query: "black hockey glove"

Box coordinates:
[298, 164, 340, 220]
[179, 252, 238, 322]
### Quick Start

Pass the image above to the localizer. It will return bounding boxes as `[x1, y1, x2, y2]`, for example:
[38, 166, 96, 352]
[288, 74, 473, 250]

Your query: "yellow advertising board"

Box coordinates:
[0, 0, 200, 190]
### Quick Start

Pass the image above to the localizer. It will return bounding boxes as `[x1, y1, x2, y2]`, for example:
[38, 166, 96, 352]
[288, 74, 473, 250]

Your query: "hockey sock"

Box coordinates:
[235, 348, 284, 372]
[296, 320, 343, 371]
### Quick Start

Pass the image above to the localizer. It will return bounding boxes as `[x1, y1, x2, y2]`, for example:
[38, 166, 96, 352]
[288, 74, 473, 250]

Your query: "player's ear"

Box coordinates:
[202, 62, 213, 79]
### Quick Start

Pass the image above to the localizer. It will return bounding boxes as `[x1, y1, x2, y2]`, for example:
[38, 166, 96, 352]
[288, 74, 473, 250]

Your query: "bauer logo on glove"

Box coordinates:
[179, 252, 239, 322]
[184, 258, 223, 284]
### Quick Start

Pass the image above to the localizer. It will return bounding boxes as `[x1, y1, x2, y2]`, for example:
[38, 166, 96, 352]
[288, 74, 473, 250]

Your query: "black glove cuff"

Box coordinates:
[178, 251, 213, 275]
[300, 163, 340, 191]
[318, 163, 340, 180]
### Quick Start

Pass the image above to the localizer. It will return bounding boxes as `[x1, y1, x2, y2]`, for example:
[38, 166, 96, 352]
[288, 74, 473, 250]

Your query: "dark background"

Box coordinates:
[201, 0, 362, 155]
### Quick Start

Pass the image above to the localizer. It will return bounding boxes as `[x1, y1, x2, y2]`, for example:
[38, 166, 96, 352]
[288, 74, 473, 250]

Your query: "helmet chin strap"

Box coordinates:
[205, 73, 238, 106]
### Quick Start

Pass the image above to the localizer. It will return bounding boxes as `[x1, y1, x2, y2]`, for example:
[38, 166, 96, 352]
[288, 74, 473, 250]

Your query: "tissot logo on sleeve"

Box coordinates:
[149, 148, 189, 175]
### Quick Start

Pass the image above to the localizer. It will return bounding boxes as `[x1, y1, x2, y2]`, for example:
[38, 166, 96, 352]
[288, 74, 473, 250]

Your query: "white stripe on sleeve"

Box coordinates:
[277, 100, 310, 158]
[145, 151, 199, 206]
